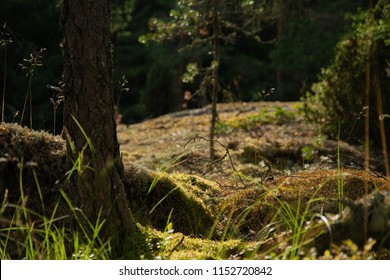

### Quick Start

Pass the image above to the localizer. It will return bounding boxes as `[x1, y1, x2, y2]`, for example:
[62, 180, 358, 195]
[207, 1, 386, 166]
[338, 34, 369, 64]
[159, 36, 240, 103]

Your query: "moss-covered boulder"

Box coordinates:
[218, 169, 389, 237]
[0, 122, 218, 237]
[0, 123, 66, 210]
[123, 161, 220, 236]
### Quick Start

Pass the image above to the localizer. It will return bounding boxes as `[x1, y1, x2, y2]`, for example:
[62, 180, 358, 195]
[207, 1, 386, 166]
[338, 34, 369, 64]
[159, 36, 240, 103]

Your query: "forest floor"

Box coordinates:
[1, 101, 390, 259]
[116, 101, 390, 259]
[118, 101, 383, 180]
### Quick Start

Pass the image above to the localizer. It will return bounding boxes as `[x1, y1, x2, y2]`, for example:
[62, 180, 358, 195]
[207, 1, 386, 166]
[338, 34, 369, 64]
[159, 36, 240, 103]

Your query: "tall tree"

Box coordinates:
[60, 0, 138, 258]
[141, 0, 265, 159]
[268, 0, 361, 100]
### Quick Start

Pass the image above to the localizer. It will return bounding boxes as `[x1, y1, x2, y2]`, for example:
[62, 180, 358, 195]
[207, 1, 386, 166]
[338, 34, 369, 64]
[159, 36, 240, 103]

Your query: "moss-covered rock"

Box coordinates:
[123, 161, 219, 236]
[140, 225, 248, 260]
[218, 169, 389, 238]
[0, 123, 218, 238]
[0, 123, 66, 210]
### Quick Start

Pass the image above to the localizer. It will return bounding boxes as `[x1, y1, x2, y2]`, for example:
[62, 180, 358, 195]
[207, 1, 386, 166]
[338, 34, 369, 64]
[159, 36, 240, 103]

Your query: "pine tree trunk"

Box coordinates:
[210, 0, 220, 161]
[60, 0, 137, 258]
[276, 16, 282, 92]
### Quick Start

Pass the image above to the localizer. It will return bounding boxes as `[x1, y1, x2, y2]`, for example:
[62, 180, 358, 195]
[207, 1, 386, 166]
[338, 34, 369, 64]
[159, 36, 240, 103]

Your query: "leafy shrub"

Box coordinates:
[303, 0, 390, 148]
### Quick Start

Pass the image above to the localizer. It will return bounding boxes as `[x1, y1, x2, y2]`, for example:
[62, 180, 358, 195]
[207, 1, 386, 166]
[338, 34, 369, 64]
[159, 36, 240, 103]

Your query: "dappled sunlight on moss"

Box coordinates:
[1, 101, 390, 259]
[123, 161, 218, 236]
[140, 225, 253, 260]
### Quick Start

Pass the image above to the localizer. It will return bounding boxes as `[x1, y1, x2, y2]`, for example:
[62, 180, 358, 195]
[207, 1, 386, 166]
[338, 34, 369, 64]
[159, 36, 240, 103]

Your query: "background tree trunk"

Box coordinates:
[209, 0, 220, 161]
[60, 0, 137, 258]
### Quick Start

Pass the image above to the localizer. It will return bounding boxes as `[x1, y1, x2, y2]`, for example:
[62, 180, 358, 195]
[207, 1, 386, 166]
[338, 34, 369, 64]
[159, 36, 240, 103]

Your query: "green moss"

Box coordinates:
[0, 123, 66, 214]
[141, 225, 250, 259]
[123, 162, 219, 237]
[216, 105, 300, 136]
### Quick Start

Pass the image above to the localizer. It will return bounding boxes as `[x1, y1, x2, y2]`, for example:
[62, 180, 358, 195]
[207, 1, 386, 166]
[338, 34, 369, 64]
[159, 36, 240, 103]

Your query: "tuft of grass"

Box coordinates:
[115, 75, 130, 118]
[60, 189, 111, 260]
[0, 162, 67, 259]
[269, 190, 324, 259]
[0, 200, 110, 260]
[0, 138, 111, 259]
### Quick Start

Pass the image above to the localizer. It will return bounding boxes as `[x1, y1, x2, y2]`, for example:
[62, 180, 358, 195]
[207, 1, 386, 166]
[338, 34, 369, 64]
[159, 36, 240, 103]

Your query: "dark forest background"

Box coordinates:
[0, 0, 375, 131]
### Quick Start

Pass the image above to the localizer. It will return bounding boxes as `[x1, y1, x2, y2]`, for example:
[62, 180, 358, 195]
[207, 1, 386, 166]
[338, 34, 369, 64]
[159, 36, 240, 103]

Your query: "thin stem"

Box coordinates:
[29, 85, 32, 128]
[363, 0, 374, 247]
[2, 44, 6, 122]
[53, 106, 57, 135]
[374, 66, 389, 177]
[20, 75, 33, 127]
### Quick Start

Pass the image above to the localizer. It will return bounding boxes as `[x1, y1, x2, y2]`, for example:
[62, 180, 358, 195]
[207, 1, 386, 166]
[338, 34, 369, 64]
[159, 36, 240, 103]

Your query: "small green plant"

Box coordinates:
[274, 106, 294, 122]
[152, 208, 180, 259]
[215, 121, 235, 135]
[320, 239, 376, 260]
[301, 145, 316, 162]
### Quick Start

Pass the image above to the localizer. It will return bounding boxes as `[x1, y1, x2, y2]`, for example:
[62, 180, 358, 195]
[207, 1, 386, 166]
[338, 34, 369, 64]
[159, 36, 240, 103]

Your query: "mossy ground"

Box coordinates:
[1, 102, 390, 259]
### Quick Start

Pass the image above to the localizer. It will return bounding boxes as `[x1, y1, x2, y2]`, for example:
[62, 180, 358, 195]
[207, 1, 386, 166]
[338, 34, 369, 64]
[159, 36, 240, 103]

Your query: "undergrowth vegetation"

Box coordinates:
[215, 105, 297, 135]
[1, 2, 390, 260]
[1, 119, 390, 259]
[303, 0, 390, 148]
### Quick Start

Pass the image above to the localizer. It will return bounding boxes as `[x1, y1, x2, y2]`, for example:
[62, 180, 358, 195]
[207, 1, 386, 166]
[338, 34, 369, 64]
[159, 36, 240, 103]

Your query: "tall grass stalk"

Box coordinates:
[207, 204, 228, 240]
[19, 48, 46, 128]
[62, 116, 96, 181]
[374, 65, 389, 177]
[115, 75, 130, 117]
[337, 122, 344, 214]
[1, 23, 12, 123]
[71, 114, 95, 153]
[147, 153, 186, 195]
[363, 0, 374, 244]
[144, 154, 186, 216]
[148, 186, 180, 215]
[48, 86, 63, 135]
[0, 189, 11, 259]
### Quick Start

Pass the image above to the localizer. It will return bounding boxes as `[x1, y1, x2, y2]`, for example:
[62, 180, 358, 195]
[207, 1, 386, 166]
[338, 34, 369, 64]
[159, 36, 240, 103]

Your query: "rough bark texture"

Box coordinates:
[60, 0, 137, 258]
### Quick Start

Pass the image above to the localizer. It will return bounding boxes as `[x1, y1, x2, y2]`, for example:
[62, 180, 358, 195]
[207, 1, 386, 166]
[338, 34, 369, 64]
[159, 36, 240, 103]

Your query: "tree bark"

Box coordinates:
[275, 15, 282, 92]
[210, 0, 220, 161]
[60, 0, 137, 258]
